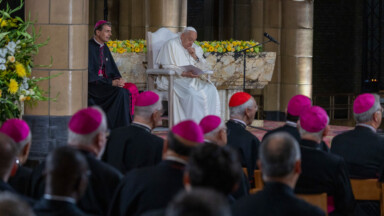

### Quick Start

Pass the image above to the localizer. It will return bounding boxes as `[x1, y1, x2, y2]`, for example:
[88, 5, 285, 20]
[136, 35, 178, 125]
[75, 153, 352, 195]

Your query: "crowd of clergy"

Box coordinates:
[0, 89, 383, 216]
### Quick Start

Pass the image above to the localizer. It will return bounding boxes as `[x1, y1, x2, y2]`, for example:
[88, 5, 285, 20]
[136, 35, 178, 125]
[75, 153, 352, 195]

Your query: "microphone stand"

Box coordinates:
[237, 40, 272, 91]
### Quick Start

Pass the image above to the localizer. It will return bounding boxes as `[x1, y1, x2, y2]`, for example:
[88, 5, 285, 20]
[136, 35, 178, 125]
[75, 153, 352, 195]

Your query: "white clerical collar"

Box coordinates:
[165, 156, 188, 165]
[93, 37, 104, 48]
[132, 121, 152, 131]
[356, 123, 377, 132]
[44, 194, 76, 204]
[231, 119, 247, 127]
[286, 121, 297, 127]
[204, 139, 214, 143]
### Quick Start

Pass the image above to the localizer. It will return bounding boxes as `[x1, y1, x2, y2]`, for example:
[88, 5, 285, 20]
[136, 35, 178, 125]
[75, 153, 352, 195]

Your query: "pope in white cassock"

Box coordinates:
[156, 27, 221, 123]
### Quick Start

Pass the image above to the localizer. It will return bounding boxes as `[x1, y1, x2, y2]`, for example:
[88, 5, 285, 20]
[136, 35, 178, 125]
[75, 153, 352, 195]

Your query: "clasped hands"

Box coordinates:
[112, 78, 126, 87]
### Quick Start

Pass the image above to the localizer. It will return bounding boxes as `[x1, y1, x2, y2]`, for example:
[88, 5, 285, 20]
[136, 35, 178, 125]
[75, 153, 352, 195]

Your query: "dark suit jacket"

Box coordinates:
[103, 123, 164, 174]
[108, 160, 185, 216]
[29, 150, 123, 216]
[226, 120, 260, 183]
[34, 199, 88, 216]
[262, 123, 330, 152]
[295, 139, 355, 216]
[331, 126, 384, 179]
[232, 182, 325, 216]
[331, 125, 384, 216]
[0, 179, 35, 206]
[8, 165, 32, 195]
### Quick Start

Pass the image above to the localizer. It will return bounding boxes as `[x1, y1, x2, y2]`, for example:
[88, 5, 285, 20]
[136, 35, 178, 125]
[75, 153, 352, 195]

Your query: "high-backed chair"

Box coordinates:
[350, 179, 384, 216]
[146, 28, 213, 128]
[146, 28, 179, 128]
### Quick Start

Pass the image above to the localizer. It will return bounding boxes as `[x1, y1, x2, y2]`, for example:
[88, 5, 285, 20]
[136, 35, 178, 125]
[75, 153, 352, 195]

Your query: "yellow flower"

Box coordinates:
[223, 48, 226, 52]
[139, 44, 144, 49]
[8, 78, 18, 94]
[0, 18, 7, 27]
[7, 56, 15, 63]
[134, 47, 140, 52]
[112, 43, 117, 48]
[0, 89, 2, 98]
[15, 62, 26, 77]
[26, 96, 31, 101]
[107, 41, 113, 47]
[117, 48, 125, 54]
[208, 46, 214, 52]
[19, 95, 26, 102]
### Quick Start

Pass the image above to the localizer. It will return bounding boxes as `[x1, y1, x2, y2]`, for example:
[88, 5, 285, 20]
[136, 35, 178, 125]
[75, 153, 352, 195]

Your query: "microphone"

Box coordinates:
[264, 32, 280, 45]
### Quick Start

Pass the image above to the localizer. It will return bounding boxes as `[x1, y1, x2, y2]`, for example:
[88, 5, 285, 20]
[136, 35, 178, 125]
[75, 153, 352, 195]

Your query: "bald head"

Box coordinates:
[0, 133, 17, 181]
[259, 132, 300, 179]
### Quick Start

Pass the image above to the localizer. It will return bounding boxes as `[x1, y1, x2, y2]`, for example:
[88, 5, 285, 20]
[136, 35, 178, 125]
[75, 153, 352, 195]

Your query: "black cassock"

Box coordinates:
[262, 123, 330, 152]
[232, 182, 325, 216]
[226, 120, 260, 185]
[33, 199, 88, 216]
[295, 139, 355, 216]
[102, 123, 164, 174]
[108, 160, 185, 216]
[331, 126, 384, 216]
[8, 165, 32, 195]
[28, 150, 123, 216]
[88, 38, 132, 129]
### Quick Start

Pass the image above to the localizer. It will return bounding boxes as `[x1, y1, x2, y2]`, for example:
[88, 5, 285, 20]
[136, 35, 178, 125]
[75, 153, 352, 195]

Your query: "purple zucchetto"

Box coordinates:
[172, 120, 204, 143]
[287, 95, 312, 116]
[199, 115, 222, 134]
[353, 93, 375, 114]
[69, 108, 102, 135]
[0, 119, 30, 143]
[300, 106, 328, 133]
[94, 20, 107, 30]
[135, 91, 160, 107]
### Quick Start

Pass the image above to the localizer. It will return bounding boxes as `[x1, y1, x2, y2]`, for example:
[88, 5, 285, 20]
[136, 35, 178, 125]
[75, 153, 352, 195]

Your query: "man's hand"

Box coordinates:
[181, 71, 199, 78]
[187, 47, 198, 60]
[112, 78, 125, 87]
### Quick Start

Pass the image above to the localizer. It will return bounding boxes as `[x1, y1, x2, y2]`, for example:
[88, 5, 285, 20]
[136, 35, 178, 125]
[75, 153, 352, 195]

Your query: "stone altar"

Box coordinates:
[112, 52, 276, 91]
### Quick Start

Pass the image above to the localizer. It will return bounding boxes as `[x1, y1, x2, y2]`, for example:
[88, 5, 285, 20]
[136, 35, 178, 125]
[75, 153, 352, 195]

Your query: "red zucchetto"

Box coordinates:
[229, 92, 252, 107]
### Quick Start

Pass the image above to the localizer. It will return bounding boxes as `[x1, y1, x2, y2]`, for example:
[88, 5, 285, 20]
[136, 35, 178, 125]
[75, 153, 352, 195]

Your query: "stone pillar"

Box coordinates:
[24, 0, 89, 161]
[119, 0, 131, 39]
[250, 0, 264, 42]
[262, 0, 283, 120]
[145, 0, 187, 34]
[234, 0, 251, 40]
[280, 0, 313, 110]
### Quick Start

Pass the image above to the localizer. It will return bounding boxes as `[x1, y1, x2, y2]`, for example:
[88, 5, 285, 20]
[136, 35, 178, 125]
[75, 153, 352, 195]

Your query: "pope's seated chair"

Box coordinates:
[146, 27, 212, 128]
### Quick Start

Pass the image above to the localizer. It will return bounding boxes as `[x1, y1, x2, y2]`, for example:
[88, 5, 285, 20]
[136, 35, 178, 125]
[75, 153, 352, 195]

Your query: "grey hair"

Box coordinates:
[182, 26, 197, 34]
[134, 99, 162, 119]
[259, 132, 301, 179]
[354, 94, 381, 123]
[229, 98, 255, 117]
[14, 132, 31, 155]
[204, 121, 226, 139]
[298, 116, 329, 140]
[67, 106, 107, 146]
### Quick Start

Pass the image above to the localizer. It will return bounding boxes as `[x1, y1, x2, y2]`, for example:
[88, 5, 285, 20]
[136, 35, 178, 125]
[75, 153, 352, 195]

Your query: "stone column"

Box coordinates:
[119, 0, 131, 39]
[280, 0, 313, 110]
[250, 0, 264, 42]
[145, 0, 187, 34]
[24, 0, 89, 161]
[262, 0, 283, 120]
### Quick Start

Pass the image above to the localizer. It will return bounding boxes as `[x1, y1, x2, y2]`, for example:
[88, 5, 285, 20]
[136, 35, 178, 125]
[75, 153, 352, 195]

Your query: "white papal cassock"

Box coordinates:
[156, 36, 221, 124]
